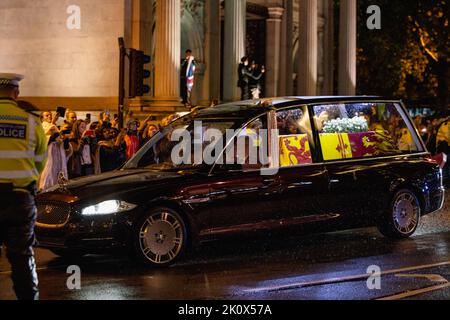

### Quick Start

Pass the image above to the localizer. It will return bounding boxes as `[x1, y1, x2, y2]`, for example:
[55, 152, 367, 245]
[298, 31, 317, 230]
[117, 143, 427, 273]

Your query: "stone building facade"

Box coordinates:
[0, 0, 356, 116]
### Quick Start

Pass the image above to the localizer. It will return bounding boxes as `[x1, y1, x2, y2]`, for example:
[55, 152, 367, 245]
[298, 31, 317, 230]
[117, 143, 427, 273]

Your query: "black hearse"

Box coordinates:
[35, 97, 445, 267]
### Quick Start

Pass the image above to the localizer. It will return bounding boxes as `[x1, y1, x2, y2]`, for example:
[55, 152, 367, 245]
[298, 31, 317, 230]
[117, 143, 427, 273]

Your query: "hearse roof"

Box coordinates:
[196, 96, 396, 119]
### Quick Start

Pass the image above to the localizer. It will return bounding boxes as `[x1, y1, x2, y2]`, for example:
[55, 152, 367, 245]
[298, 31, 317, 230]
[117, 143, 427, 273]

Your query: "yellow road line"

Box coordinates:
[377, 283, 450, 300]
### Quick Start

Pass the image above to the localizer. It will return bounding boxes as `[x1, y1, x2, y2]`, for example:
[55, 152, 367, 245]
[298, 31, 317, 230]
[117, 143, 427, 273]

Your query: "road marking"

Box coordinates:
[396, 273, 448, 283]
[243, 260, 450, 293]
[377, 283, 450, 300]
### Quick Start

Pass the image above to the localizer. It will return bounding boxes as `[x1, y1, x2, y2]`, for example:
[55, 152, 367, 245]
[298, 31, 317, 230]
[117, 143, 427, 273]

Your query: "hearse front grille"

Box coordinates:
[36, 201, 71, 226]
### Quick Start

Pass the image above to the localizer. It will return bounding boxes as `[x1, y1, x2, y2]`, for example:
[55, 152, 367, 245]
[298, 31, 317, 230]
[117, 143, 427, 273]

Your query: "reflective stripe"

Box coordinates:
[0, 168, 39, 179]
[0, 115, 28, 122]
[35, 154, 46, 162]
[0, 102, 42, 183]
[28, 114, 36, 150]
[0, 150, 35, 159]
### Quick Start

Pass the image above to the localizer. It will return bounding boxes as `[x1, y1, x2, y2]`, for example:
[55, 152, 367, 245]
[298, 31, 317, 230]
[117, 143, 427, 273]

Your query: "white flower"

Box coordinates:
[323, 116, 369, 133]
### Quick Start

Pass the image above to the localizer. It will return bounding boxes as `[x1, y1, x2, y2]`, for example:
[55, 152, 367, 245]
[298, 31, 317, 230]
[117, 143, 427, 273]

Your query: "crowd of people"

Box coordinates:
[37, 110, 180, 191]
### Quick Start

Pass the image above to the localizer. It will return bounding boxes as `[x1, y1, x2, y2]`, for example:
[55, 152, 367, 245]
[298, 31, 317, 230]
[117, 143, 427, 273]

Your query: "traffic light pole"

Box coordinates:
[118, 37, 126, 130]
[118, 37, 151, 129]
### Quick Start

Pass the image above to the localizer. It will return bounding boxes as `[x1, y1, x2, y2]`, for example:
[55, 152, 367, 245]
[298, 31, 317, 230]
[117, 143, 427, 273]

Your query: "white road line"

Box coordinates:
[243, 261, 450, 293]
[396, 273, 448, 283]
[377, 283, 450, 300]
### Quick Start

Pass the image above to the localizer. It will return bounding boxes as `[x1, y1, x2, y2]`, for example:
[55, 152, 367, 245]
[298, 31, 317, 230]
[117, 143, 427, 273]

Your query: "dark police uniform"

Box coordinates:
[0, 73, 47, 300]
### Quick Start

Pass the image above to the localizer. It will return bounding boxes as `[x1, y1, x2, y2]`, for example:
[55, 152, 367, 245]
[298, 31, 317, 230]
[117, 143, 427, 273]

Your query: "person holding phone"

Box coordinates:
[68, 120, 97, 178]
[249, 61, 265, 99]
[110, 114, 119, 130]
[56, 106, 66, 119]
[57, 118, 72, 148]
[40, 110, 60, 143]
[64, 110, 77, 128]
[85, 113, 92, 126]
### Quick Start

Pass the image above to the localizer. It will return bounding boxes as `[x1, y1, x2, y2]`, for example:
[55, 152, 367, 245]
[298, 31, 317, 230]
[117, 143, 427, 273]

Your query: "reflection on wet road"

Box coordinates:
[1, 195, 450, 300]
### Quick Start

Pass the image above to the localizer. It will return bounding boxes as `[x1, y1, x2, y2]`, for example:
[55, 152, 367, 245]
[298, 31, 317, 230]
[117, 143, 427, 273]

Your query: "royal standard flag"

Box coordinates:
[279, 134, 312, 167]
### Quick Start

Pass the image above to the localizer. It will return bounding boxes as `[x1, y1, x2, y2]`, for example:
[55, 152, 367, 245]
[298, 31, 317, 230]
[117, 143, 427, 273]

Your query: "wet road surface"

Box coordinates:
[1, 195, 450, 300]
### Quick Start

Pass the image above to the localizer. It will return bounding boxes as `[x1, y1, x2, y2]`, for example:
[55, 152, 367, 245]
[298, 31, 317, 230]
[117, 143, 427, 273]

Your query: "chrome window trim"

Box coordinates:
[209, 112, 270, 176]
[214, 152, 431, 175]
[309, 100, 426, 162]
[277, 152, 430, 171]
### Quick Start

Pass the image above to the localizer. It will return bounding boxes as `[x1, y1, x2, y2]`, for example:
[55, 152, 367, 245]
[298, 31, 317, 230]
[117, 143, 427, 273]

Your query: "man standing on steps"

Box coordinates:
[180, 49, 197, 109]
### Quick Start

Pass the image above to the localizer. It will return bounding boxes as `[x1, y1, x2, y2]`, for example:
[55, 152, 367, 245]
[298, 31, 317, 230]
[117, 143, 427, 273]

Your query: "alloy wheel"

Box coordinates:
[392, 191, 420, 235]
[138, 210, 185, 265]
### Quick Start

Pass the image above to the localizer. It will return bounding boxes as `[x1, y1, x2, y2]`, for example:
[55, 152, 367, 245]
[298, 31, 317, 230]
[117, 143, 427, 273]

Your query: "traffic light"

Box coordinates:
[129, 49, 151, 97]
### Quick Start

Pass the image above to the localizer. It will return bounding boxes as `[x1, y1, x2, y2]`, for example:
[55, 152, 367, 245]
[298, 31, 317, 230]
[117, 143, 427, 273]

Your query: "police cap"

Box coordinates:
[0, 73, 24, 88]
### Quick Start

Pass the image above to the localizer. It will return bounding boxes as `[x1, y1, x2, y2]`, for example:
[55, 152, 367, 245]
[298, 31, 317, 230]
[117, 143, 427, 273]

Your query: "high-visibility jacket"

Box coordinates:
[0, 98, 47, 189]
[436, 120, 450, 148]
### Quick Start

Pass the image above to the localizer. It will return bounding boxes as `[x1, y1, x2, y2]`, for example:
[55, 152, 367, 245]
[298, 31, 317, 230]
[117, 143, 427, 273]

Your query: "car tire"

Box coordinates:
[133, 207, 188, 267]
[378, 189, 421, 239]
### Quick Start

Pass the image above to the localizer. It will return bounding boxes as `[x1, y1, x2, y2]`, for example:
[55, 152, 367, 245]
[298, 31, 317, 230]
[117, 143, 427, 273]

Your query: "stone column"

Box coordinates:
[339, 0, 357, 95]
[265, 7, 284, 98]
[128, 0, 153, 110]
[297, 0, 317, 96]
[279, 0, 293, 96]
[153, 0, 181, 107]
[130, 0, 152, 54]
[323, 0, 335, 95]
[317, 0, 325, 95]
[201, 0, 221, 105]
[223, 0, 246, 102]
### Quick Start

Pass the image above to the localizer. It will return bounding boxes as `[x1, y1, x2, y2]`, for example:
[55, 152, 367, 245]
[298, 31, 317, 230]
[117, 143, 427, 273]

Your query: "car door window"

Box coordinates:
[313, 102, 423, 161]
[127, 116, 237, 170]
[276, 107, 314, 167]
[216, 116, 270, 172]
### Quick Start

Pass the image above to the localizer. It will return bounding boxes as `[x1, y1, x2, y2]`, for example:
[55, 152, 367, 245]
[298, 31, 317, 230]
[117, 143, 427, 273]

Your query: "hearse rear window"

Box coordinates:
[313, 102, 423, 161]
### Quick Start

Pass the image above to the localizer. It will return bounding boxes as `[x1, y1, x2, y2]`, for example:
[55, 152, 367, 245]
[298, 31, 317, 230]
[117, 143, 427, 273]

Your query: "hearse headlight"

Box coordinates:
[81, 200, 137, 216]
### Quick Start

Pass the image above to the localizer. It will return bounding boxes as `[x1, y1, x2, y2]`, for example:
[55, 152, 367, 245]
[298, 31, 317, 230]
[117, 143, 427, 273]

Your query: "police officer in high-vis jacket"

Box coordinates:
[0, 73, 47, 300]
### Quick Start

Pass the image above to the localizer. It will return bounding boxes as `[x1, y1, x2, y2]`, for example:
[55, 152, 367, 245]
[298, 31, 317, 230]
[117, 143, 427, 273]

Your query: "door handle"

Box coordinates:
[183, 190, 229, 204]
[330, 179, 340, 184]
[209, 190, 228, 200]
[183, 197, 212, 204]
[263, 178, 277, 184]
[292, 181, 313, 187]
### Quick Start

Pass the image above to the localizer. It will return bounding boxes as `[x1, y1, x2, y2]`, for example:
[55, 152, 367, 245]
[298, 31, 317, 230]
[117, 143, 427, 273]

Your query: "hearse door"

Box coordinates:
[277, 164, 331, 224]
[312, 102, 379, 223]
[275, 106, 332, 225]
[207, 168, 282, 237]
[324, 161, 368, 219]
[206, 114, 284, 238]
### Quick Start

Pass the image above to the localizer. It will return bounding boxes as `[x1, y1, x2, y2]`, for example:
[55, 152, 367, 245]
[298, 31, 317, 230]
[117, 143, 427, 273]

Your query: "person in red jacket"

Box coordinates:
[116, 119, 140, 160]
